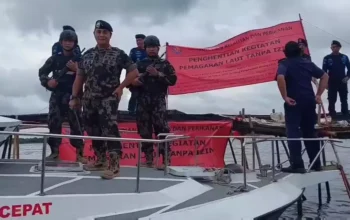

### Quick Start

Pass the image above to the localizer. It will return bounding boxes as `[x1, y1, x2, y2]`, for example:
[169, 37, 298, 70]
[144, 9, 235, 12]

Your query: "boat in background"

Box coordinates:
[0, 116, 21, 142]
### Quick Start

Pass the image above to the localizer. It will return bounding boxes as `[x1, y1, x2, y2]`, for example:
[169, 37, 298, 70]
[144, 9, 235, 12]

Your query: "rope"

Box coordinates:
[196, 167, 247, 194]
[332, 143, 350, 149]
[303, 19, 350, 46]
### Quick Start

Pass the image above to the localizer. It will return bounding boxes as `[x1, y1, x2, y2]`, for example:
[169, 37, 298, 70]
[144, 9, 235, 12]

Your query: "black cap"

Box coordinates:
[63, 25, 75, 32]
[135, 34, 146, 39]
[95, 20, 113, 32]
[297, 38, 308, 47]
[332, 40, 342, 47]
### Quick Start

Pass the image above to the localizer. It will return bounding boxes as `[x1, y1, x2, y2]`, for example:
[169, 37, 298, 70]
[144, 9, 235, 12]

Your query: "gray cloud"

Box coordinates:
[0, 67, 50, 102]
[5, 0, 198, 33]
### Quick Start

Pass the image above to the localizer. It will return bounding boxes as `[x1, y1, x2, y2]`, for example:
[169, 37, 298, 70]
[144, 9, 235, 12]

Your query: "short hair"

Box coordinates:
[283, 41, 301, 58]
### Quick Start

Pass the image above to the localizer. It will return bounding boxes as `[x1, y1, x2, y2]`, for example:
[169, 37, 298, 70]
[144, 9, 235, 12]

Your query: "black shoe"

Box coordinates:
[281, 166, 306, 173]
[309, 165, 322, 172]
[46, 152, 59, 160]
[329, 112, 337, 118]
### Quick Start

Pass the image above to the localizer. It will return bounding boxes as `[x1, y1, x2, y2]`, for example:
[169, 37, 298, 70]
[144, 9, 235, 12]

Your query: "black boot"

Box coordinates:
[76, 148, 88, 164]
[46, 147, 59, 161]
[309, 159, 322, 172]
[141, 152, 154, 168]
[281, 161, 306, 173]
[156, 152, 171, 170]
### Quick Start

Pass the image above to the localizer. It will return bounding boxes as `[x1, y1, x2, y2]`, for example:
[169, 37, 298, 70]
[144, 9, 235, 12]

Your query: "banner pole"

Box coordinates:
[165, 42, 169, 111]
[299, 14, 327, 131]
[298, 13, 311, 57]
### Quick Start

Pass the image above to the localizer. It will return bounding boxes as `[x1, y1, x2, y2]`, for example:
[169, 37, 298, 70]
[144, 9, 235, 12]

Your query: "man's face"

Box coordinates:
[146, 46, 159, 56]
[61, 40, 75, 51]
[136, 38, 144, 48]
[94, 29, 111, 45]
[298, 43, 306, 52]
[331, 44, 341, 53]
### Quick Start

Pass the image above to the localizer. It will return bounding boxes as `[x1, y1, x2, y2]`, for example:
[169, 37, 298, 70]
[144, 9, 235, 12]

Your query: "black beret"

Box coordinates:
[135, 34, 146, 39]
[297, 38, 308, 47]
[95, 20, 113, 32]
[332, 40, 341, 47]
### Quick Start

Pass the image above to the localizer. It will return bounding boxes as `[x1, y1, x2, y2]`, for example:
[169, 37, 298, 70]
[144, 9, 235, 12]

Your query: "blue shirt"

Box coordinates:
[129, 47, 147, 63]
[322, 53, 350, 81]
[277, 57, 324, 102]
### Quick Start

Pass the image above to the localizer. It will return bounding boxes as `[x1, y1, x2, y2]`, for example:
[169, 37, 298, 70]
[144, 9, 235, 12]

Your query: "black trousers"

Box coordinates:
[284, 101, 321, 169]
[328, 80, 348, 115]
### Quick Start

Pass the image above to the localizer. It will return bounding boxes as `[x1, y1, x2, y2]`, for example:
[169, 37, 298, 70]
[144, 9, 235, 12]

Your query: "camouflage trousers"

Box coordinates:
[48, 92, 84, 151]
[82, 96, 122, 163]
[136, 94, 171, 163]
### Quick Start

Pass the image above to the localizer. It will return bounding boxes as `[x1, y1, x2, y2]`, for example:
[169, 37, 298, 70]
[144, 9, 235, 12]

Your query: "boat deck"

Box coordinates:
[0, 160, 308, 220]
[0, 159, 295, 219]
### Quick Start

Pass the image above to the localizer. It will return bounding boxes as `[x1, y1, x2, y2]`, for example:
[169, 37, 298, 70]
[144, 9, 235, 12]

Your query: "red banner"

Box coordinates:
[166, 20, 307, 95]
[59, 121, 232, 168]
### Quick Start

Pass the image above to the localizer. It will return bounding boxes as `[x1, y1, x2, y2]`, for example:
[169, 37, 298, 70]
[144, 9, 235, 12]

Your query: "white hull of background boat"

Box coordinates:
[0, 116, 21, 142]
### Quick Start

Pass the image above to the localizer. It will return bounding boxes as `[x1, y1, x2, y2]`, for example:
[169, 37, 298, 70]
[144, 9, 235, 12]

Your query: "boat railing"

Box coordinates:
[0, 131, 345, 196]
[0, 130, 190, 195]
[20, 123, 138, 133]
[193, 135, 344, 192]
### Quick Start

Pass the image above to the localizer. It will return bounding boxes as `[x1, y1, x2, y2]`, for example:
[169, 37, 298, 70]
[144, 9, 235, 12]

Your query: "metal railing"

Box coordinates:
[0, 131, 346, 196]
[20, 123, 138, 134]
[193, 135, 343, 191]
[0, 130, 189, 194]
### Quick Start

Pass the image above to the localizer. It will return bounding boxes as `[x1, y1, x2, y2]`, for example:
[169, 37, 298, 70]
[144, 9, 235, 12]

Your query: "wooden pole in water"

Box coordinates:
[13, 134, 19, 159]
[13, 116, 20, 159]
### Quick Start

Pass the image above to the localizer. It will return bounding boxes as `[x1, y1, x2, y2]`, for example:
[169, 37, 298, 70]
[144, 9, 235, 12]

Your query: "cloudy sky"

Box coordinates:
[0, 0, 349, 116]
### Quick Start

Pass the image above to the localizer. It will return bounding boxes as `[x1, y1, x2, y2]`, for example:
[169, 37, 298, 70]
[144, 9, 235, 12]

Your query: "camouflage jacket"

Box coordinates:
[136, 57, 177, 96]
[78, 46, 136, 99]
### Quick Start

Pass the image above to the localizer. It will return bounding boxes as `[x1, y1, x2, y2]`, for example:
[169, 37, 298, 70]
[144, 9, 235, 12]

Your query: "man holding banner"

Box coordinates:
[276, 41, 328, 173]
[298, 38, 311, 61]
[132, 35, 177, 169]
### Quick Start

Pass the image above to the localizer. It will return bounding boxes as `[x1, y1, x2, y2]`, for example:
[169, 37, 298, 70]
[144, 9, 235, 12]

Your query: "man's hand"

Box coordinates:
[342, 76, 349, 83]
[47, 79, 58, 88]
[284, 97, 296, 106]
[112, 86, 123, 101]
[131, 77, 143, 86]
[69, 98, 81, 110]
[67, 61, 77, 72]
[146, 65, 158, 76]
[315, 95, 322, 104]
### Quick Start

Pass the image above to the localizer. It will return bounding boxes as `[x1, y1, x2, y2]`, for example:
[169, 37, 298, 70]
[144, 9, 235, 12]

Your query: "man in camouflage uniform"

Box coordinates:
[132, 35, 177, 170]
[39, 30, 86, 163]
[69, 20, 139, 179]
